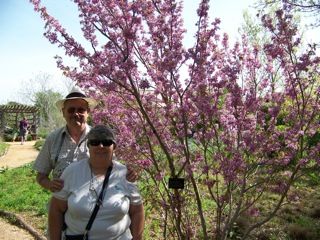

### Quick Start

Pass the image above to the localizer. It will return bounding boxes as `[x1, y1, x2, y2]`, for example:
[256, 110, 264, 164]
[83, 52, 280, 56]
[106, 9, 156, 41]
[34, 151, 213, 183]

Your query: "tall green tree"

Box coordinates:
[34, 90, 64, 132]
[18, 72, 70, 133]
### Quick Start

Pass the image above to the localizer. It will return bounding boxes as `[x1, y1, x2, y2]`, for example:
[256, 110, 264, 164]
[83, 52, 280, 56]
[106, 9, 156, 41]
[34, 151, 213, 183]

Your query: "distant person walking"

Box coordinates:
[19, 117, 28, 145]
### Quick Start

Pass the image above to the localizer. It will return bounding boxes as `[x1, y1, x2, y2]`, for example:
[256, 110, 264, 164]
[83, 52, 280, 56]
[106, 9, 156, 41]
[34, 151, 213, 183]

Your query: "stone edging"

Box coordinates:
[0, 209, 46, 240]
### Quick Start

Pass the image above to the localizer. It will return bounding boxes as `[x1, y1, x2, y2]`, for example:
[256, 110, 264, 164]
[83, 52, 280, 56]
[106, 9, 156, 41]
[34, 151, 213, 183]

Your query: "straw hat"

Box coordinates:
[55, 86, 98, 110]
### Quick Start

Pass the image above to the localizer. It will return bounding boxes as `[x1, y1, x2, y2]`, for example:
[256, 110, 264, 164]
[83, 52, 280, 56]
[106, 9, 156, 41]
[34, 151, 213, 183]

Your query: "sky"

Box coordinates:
[0, 0, 317, 105]
[0, 0, 79, 104]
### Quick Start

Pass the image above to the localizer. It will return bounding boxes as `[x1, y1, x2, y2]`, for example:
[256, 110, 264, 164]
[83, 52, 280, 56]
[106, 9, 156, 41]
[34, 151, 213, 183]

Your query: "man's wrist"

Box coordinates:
[39, 177, 51, 191]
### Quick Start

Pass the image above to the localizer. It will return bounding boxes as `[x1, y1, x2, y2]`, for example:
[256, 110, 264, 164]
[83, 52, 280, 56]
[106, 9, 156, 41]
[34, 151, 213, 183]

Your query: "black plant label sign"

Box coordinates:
[168, 177, 185, 189]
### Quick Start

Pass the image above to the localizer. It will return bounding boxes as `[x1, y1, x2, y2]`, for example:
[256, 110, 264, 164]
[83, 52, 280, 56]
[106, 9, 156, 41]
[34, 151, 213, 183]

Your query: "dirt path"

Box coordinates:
[0, 217, 35, 240]
[0, 141, 38, 169]
[0, 141, 43, 239]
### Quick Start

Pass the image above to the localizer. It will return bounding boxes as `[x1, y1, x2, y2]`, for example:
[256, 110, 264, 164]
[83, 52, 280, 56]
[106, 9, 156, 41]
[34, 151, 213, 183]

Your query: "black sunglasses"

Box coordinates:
[88, 139, 114, 147]
[66, 107, 87, 114]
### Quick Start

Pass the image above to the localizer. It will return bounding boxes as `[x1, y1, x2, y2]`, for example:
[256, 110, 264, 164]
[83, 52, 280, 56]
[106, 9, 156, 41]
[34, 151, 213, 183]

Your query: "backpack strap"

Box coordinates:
[54, 131, 66, 164]
[84, 166, 113, 238]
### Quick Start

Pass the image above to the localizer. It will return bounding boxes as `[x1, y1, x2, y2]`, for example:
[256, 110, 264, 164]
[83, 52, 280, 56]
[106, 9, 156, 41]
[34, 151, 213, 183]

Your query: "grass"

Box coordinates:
[0, 163, 50, 233]
[0, 161, 320, 239]
[0, 142, 9, 173]
[0, 142, 9, 157]
[255, 185, 320, 240]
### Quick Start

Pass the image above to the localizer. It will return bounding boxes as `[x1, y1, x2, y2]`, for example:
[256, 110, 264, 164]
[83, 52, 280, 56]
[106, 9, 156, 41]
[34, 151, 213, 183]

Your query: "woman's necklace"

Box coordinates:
[89, 167, 99, 199]
[88, 162, 112, 203]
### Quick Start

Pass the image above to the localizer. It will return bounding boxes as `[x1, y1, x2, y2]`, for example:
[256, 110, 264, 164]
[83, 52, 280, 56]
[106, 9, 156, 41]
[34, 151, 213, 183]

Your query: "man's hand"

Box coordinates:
[49, 178, 64, 192]
[126, 165, 139, 182]
[36, 172, 64, 192]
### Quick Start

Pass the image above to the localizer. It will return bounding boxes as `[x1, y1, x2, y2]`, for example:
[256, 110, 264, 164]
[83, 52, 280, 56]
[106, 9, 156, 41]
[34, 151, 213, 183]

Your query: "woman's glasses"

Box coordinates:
[88, 139, 114, 147]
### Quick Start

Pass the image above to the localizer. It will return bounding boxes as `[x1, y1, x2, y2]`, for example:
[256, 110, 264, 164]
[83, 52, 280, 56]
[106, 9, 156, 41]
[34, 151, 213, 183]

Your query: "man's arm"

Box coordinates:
[129, 204, 144, 240]
[48, 197, 67, 240]
[36, 172, 64, 192]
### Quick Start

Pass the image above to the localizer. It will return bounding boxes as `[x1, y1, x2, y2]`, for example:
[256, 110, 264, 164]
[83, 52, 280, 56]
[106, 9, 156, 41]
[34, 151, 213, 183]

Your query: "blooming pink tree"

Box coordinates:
[30, 0, 319, 239]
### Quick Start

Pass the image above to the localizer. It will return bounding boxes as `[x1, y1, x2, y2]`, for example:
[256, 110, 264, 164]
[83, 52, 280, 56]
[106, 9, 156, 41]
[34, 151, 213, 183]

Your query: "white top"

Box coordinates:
[53, 159, 142, 240]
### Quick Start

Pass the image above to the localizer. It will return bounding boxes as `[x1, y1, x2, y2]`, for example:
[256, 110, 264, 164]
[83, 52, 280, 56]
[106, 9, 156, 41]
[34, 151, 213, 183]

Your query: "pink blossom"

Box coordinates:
[249, 207, 260, 217]
[29, 1, 320, 238]
[155, 171, 165, 181]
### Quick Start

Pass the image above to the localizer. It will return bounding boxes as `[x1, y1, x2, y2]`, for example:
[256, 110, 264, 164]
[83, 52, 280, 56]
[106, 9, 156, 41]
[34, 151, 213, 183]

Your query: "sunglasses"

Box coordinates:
[66, 107, 87, 114]
[88, 139, 114, 147]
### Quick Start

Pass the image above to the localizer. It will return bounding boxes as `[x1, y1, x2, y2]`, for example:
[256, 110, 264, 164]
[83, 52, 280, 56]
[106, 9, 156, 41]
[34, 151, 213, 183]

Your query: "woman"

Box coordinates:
[19, 117, 28, 144]
[49, 125, 144, 240]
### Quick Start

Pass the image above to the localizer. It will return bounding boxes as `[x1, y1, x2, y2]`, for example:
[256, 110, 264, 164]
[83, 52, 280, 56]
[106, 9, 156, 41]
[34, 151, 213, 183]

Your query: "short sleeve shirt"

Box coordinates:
[53, 159, 143, 240]
[33, 125, 91, 178]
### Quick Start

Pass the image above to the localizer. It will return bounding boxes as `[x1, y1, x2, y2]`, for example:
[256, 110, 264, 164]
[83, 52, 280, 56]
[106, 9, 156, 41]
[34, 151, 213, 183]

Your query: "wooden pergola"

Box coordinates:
[0, 104, 40, 139]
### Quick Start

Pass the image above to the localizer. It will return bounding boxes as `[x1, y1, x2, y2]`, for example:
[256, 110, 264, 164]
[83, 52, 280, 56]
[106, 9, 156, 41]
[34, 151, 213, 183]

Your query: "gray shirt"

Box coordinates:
[33, 124, 91, 178]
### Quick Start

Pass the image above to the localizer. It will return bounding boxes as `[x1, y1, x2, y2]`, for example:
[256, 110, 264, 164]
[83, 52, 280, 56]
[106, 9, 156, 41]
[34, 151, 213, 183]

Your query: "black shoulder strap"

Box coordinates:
[54, 132, 66, 163]
[84, 166, 113, 236]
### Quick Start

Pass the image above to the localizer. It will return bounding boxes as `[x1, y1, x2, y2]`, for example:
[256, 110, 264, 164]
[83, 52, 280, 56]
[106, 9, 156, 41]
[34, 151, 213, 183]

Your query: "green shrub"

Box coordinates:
[287, 223, 317, 240]
[37, 128, 49, 139]
[310, 207, 320, 219]
[3, 133, 16, 142]
[27, 134, 33, 141]
[34, 139, 45, 151]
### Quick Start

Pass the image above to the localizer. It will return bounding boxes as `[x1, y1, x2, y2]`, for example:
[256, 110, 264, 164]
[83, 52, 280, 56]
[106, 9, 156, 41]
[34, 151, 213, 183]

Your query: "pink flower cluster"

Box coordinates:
[30, 0, 319, 238]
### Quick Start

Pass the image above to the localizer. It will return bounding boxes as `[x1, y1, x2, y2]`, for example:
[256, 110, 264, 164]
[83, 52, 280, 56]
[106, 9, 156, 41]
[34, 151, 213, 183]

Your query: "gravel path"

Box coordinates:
[0, 141, 45, 240]
[0, 141, 38, 169]
[0, 218, 35, 240]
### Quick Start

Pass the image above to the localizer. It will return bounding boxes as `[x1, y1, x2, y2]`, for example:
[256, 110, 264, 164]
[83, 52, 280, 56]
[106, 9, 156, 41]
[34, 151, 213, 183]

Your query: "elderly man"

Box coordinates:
[33, 86, 136, 192]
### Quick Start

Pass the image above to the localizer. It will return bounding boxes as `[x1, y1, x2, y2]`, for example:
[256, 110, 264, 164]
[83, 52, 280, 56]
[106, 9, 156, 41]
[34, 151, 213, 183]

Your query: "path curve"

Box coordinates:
[0, 141, 45, 239]
[0, 141, 38, 169]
